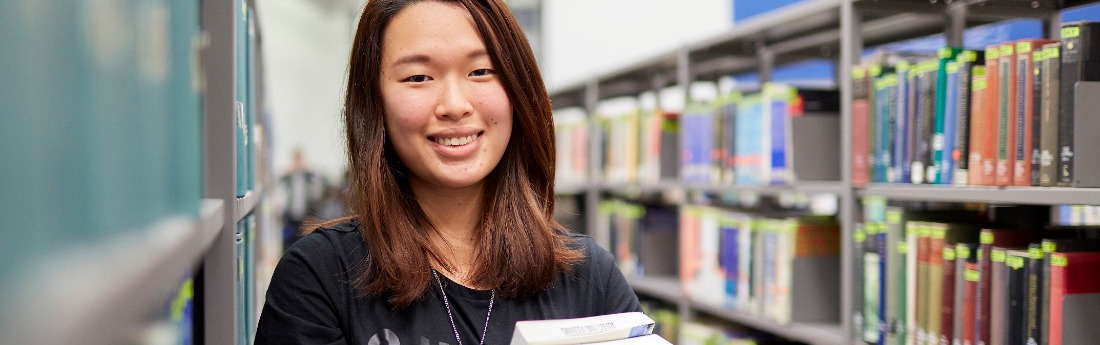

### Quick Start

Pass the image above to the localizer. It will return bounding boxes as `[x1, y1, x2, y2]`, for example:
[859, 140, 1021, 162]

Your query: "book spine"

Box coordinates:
[855, 223, 868, 338]
[1013, 41, 1037, 186]
[995, 43, 1017, 187]
[981, 46, 1001, 186]
[1006, 251, 1028, 345]
[1025, 246, 1043, 345]
[895, 63, 912, 183]
[1048, 254, 1066, 345]
[962, 263, 980, 345]
[977, 232, 994, 345]
[913, 61, 938, 184]
[927, 226, 946, 345]
[988, 249, 1009, 345]
[940, 245, 958, 345]
[1058, 23, 1100, 186]
[1029, 47, 1043, 186]
[874, 75, 893, 183]
[940, 62, 960, 185]
[1038, 43, 1061, 186]
[932, 48, 962, 184]
[953, 52, 977, 186]
[853, 66, 872, 186]
[968, 67, 989, 186]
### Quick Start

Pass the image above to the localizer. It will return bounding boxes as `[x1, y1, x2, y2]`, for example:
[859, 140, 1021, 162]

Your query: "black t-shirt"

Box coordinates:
[255, 221, 642, 345]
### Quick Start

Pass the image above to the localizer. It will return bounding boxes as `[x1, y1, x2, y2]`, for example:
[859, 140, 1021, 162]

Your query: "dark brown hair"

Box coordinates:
[329, 0, 582, 308]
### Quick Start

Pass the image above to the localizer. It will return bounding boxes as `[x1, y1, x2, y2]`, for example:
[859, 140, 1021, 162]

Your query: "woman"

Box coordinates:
[254, 0, 641, 344]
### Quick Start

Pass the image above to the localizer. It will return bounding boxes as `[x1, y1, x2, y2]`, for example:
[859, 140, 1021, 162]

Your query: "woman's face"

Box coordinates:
[379, 1, 513, 192]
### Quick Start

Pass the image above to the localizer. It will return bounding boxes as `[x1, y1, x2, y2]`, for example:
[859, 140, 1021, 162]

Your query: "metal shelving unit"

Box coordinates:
[859, 185, 1100, 205]
[2, 199, 225, 345]
[628, 276, 684, 304]
[552, 0, 1100, 343]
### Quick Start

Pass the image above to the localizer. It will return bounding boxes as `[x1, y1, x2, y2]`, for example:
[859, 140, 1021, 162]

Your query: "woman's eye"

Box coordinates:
[403, 75, 432, 83]
[470, 69, 495, 77]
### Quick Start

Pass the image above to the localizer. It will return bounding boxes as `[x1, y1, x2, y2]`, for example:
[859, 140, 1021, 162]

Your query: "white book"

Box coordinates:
[583, 334, 672, 345]
[509, 312, 656, 345]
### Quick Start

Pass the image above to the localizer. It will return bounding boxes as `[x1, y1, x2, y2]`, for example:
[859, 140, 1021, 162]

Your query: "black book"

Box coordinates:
[1038, 43, 1061, 186]
[1058, 22, 1100, 186]
[1005, 250, 1029, 345]
[954, 50, 984, 185]
[1030, 47, 1044, 186]
[912, 60, 938, 184]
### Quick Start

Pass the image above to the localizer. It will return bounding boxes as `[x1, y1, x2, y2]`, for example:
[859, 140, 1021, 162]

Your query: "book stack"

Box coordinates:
[510, 312, 668, 345]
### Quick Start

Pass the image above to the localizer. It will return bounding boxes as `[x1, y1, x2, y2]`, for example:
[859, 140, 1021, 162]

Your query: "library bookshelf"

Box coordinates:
[550, 0, 1100, 344]
[0, 0, 275, 344]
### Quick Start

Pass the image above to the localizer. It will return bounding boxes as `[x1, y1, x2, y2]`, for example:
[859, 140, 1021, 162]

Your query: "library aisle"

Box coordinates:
[550, 0, 1100, 344]
[5, 1, 1100, 345]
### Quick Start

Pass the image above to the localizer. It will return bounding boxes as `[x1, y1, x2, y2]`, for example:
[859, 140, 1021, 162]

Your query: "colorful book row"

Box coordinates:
[851, 22, 1100, 188]
[856, 203, 1100, 345]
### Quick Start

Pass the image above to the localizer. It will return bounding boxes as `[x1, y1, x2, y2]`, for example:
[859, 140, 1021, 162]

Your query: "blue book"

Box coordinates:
[893, 62, 912, 183]
[766, 84, 791, 185]
[940, 61, 960, 185]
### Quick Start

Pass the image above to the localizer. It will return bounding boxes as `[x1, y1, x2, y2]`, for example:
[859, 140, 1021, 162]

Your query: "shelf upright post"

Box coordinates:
[757, 43, 774, 84]
[201, 0, 239, 343]
[674, 45, 697, 327]
[839, 0, 862, 343]
[1041, 9, 1061, 39]
[945, 1, 967, 47]
[678, 46, 692, 104]
[584, 79, 606, 249]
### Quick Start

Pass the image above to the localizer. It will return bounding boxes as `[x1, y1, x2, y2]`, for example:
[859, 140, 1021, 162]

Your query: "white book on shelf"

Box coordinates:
[509, 312, 656, 345]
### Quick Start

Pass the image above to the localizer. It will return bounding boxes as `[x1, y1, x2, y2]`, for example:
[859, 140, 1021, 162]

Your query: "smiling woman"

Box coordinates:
[254, 1, 641, 344]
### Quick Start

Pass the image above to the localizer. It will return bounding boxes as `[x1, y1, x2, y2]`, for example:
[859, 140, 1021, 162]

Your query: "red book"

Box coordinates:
[962, 262, 980, 345]
[968, 66, 989, 186]
[994, 42, 1016, 186]
[1048, 252, 1100, 345]
[852, 66, 871, 187]
[941, 245, 958, 345]
[1012, 39, 1057, 186]
[978, 46, 1001, 186]
[977, 229, 1036, 345]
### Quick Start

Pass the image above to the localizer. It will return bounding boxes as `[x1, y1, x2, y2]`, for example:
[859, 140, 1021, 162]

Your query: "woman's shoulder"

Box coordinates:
[286, 220, 368, 264]
[560, 232, 617, 280]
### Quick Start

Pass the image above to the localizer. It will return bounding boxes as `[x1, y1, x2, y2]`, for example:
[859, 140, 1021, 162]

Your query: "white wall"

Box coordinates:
[543, 0, 733, 93]
[258, 0, 733, 183]
[258, 0, 361, 184]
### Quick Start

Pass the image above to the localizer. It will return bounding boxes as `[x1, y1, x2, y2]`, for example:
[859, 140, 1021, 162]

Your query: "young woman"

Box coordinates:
[254, 0, 641, 344]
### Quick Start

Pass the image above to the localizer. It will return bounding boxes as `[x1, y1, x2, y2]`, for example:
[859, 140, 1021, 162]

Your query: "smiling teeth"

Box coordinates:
[435, 134, 477, 146]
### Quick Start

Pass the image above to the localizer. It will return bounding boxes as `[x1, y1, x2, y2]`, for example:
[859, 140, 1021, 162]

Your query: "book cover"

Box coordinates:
[1058, 22, 1100, 186]
[510, 312, 656, 345]
[995, 42, 1017, 187]
[967, 66, 990, 186]
[894, 61, 913, 183]
[1048, 251, 1100, 345]
[1037, 43, 1061, 186]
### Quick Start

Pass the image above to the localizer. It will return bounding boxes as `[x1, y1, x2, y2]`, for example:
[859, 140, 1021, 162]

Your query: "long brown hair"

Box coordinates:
[330, 0, 582, 308]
